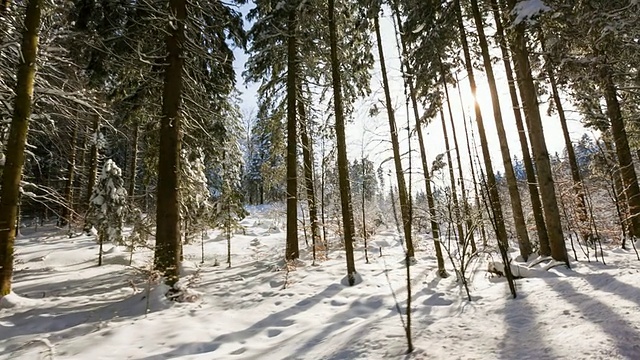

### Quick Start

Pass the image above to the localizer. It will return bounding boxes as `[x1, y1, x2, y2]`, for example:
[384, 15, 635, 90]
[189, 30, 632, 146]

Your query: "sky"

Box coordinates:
[232, 6, 591, 193]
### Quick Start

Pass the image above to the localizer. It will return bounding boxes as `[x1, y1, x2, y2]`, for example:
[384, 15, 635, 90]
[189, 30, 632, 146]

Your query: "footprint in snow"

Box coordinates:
[267, 329, 282, 338]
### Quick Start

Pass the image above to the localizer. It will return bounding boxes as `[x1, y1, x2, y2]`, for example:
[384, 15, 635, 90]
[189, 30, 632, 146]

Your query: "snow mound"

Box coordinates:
[0, 292, 39, 309]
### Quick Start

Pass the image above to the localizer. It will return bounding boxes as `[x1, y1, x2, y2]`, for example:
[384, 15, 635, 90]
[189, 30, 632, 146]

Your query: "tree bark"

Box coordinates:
[285, 6, 299, 260]
[85, 115, 99, 205]
[298, 91, 322, 258]
[539, 32, 591, 242]
[154, 0, 186, 286]
[329, 0, 356, 284]
[438, 104, 465, 247]
[490, 0, 550, 255]
[454, 0, 508, 249]
[470, 0, 532, 260]
[60, 124, 78, 227]
[391, 4, 447, 275]
[505, 0, 568, 265]
[600, 63, 640, 238]
[456, 0, 516, 297]
[0, 0, 42, 296]
[441, 69, 476, 253]
[128, 124, 139, 202]
[374, 13, 414, 258]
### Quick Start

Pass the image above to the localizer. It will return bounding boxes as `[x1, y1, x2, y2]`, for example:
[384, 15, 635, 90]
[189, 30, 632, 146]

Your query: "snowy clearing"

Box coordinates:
[1, 205, 640, 359]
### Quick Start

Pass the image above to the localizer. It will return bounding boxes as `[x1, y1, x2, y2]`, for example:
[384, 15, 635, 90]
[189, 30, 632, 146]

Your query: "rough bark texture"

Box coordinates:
[600, 64, 640, 238]
[392, 6, 447, 275]
[470, 0, 532, 260]
[0, 0, 42, 296]
[374, 13, 414, 258]
[298, 94, 321, 257]
[328, 0, 356, 284]
[285, 7, 299, 260]
[490, 0, 550, 255]
[455, 0, 508, 248]
[505, 0, 568, 265]
[539, 33, 590, 242]
[154, 0, 185, 286]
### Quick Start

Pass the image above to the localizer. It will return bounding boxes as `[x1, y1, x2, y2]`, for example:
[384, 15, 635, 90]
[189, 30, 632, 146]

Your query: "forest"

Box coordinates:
[0, 0, 639, 358]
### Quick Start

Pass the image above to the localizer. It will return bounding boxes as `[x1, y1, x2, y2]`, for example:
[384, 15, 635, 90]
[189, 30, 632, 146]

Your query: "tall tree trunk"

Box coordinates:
[0, 0, 42, 296]
[470, 0, 532, 260]
[456, 0, 516, 297]
[298, 91, 321, 256]
[539, 32, 590, 242]
[600, 63, 640, 238]
[85, 115, 100, 205]
[328, 0, 356, 284]
[438, 104, 465, 246]
[454, 72, 488, 246]
[128, 124, 139, 202]
[603, 136, 632, 242]
[505, 0, 568, 265]
[60, 124, 78, 227]
[490, 0, 550, 255]
[285, 6, 299, 260]
[154, 0, 185, 286]
[391, 4, 447, 275]
[454, 0, 508, 250]
[441, 69, 476, 252]
[374, 13, 414, 258]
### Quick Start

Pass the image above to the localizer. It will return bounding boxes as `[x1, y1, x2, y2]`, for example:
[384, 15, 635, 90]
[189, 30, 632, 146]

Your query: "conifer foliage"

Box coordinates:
[89, 159, 128, 265]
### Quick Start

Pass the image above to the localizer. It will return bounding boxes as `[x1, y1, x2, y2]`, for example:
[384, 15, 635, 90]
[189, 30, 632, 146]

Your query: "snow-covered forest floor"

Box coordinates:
[1, 205, 640, 359]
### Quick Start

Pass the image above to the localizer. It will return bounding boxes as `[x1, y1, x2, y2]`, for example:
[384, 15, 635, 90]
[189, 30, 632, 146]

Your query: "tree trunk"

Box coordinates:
[85, 115, 100, 205]
[285, 6, 299, 260]
[456, 0, 516, 297]
[438, 105, 465, 246]
[454, 0, 509, 250]
[454, 72, 488, 246]
[490, 0, 550, 255]
[298, 91, 322, 257]
[0, 0, 42, 296]
[505, 0, 568, 265]
[441, 69, 476, 253]
[600, 63, 640, 238]
[374, 13, 414, 258]
[603, 136, 632, 242]
[154, 0, 185, 287]
[398, 47, 447, 274]
[470, 0, 532, 260]
[128, 124, 139, 202]
[539, 32, 591, 242]
[60, 124, 78, 227]
[329, 0, 356, 284]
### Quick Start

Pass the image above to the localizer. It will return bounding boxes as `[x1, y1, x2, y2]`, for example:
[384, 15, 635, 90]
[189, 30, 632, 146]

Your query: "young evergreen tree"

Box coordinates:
[89, 159, 128, 266]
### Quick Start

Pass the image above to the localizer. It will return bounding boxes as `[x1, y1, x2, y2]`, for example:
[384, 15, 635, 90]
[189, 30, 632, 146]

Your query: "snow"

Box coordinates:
[512, 0, 551, 25]
[1, 204, 640, 359]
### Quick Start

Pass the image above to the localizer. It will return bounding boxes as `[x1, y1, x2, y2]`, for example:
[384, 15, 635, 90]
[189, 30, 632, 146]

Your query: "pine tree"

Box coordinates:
[0, 0, 43, 296]
[89, 160, 128, 266]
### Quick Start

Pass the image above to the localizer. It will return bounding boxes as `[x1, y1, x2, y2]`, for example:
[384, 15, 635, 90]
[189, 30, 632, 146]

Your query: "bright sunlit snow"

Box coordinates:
[1, 204, 639, 359]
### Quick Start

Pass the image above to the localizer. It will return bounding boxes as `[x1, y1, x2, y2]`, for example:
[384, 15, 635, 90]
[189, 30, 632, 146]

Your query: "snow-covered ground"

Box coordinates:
[1, 205, 640, 359]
